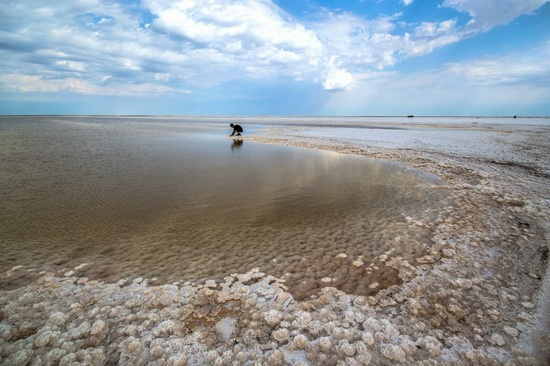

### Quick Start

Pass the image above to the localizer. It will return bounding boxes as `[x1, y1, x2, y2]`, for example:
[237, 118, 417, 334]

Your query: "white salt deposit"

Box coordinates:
[215, 317, 237, 342]
[1, 117, 549, 364]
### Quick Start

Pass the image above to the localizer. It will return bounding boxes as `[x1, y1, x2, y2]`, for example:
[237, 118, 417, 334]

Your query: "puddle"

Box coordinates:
[0, 116, 451, 299]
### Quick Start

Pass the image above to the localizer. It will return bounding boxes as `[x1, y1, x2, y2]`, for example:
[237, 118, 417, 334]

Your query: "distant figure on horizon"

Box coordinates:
[230, 123, 243, 136]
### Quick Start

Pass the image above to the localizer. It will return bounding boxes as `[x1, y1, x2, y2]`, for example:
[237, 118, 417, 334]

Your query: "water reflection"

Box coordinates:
[231, 138, 244, 150]
[0, 116, 450, 300]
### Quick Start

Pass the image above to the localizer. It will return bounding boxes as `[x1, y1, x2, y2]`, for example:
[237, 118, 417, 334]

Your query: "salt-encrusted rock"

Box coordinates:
[381, 343, 406, 363]
[242, 328, 261, 346]
[442, 248, 456, 257]
[153, 319, 181, 338]
[344, 310, 357, 324]
[167, 353, 188, 366]
[6, 349, 33, 366]
[353, 296, 368, 307]
[47, 312, 69, 327]
[490, 333, 506, 347]
[68, 321, 91, 340]
[448, 304, 466, 318]
[378, 297, 397, 307]
[352, 260, 364, 267]
[149, 344, 164, 358]
[416, 255, 435, 264]
[319, 336, 333, 352]
[264, 309, 282, 326]
[418, 336, 442, 356]
[336, 253, 348, 259]
[272, 328, 290, 343]
[91, 320, 109, 336]
[89, 348, 108, 364]
[291, 334, 310, 350]
[383, 323, 400, 338]
[204, 280, 217, 288]
[486, 309, 501, 322]
[362, 332, 374, 346]
[0, 323, 15, 340]
[400, 339, 418, 356]
[503, 326, 519, 337]
[339, 339, 356, 356]
[363, 318, 380, 333]
[292, 312, 312, 329]
[34, 330, 53, 347]
[267, 349, 284, 364]
[452, 278, 473, 289]
[356, 351, 372, 365]
[43, 348, 66, 364]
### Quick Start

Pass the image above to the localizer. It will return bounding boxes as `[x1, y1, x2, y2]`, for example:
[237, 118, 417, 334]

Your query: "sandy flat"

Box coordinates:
[1, 118, 549, 365]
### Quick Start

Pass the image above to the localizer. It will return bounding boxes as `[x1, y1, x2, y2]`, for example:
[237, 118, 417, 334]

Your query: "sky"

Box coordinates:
[0, 0, 549, 116]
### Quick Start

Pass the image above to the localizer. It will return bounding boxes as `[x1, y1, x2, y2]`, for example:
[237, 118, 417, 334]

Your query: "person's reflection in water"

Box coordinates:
[231, 139, 244, 151]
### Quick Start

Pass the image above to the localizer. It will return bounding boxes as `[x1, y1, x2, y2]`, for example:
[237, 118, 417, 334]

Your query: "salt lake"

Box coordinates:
[0, 116, 450, 299]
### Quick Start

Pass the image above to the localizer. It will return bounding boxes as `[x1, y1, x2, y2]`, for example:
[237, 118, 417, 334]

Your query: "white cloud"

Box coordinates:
[0, 0, 463, 96]
[322, 57, 353, 91]
[443, 0, 549, 34]
[322, 45, 550, 115]
[447, 48, 550, 86]
[0, 74, 98, 94]
[0, 73, 186, 96]
[402, 0, 414, 6]
[414, 20, 457, 37]
[0, 0, 547, 102]
[312, 12, 460, 70]
[144, 0, 323, 59]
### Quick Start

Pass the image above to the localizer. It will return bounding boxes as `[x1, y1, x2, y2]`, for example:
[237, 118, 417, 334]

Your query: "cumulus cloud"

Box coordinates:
[0, 0, 328, 94]
[0, 0, 546, 99]
[312, 11, 460, 70]
[443, 0, 549, 34]
[145, 0, 321, 51]
[322, 57, 353, 91]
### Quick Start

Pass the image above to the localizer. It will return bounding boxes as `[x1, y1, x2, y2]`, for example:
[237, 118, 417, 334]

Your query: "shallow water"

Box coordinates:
[0, 116, 450, 299]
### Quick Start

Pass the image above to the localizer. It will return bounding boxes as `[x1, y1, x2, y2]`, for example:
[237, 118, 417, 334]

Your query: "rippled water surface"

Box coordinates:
[0, 116, 450, 299]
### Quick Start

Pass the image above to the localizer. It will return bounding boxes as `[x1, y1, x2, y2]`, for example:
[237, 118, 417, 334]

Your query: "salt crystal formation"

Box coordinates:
[0, 236, 545, 366]
[1, 120, 549, 364]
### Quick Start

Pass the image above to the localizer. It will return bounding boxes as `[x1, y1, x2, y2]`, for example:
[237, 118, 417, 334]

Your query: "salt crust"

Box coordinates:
[1, 121, 549, 365]
[0, 259, 544, 365]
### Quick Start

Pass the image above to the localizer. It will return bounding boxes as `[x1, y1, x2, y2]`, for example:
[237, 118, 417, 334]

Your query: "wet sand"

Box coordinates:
[1, 118, 549, 365]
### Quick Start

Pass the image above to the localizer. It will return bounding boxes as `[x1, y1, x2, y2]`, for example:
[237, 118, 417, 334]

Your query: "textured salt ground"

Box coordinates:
[1, 120, 549, 365]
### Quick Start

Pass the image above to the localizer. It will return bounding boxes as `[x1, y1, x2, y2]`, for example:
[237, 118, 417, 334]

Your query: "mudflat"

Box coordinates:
[1, 116, 549, 365]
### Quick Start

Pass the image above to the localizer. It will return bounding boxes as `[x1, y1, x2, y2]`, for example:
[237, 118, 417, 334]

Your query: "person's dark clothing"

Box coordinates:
[230, 124, 243, 136]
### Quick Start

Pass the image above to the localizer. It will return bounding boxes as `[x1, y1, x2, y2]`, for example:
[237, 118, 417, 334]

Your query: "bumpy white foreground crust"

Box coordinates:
[1, 120, 549, 365]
